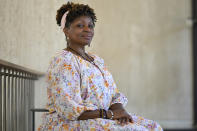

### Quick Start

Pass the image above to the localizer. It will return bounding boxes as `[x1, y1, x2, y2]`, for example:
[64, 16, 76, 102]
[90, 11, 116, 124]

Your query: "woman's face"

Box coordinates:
[64, 16, 94, 46]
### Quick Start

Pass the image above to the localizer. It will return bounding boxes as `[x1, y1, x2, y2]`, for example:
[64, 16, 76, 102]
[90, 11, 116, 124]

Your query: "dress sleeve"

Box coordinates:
[48, 55, 97, 120]
[110, 80, 128, 107]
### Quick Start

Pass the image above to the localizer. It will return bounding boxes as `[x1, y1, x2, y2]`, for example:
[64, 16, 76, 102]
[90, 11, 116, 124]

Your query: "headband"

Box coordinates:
[61, 11, 69, 30]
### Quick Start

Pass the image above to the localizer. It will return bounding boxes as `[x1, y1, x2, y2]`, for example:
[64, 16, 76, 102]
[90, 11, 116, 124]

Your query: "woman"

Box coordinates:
[39, 2, 163, 131]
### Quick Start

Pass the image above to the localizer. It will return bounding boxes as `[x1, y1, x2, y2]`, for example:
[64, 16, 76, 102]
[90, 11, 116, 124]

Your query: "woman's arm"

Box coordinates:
[77, 109, 100, 120]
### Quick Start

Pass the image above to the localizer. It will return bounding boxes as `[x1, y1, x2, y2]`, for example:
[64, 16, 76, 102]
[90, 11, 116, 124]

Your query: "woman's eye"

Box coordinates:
[76, 24, 94, 29]
[77, 24, 84, 28]
[89, 24, 94, 29]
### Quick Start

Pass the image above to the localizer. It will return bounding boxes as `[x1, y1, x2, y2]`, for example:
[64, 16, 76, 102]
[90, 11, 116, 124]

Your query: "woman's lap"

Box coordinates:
[39, 113, 163, 131]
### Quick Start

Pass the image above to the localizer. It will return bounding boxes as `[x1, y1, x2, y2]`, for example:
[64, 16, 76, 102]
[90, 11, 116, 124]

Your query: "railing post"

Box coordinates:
[0, 66, 2, 131]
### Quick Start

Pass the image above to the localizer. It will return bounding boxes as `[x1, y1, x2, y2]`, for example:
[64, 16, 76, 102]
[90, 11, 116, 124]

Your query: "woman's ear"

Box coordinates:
[63, 28, 68, 35]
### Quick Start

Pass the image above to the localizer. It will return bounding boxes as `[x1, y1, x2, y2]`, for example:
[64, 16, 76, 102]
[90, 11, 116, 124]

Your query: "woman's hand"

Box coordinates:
[112, 108, 133, 125]
[109, 103, 133, 125]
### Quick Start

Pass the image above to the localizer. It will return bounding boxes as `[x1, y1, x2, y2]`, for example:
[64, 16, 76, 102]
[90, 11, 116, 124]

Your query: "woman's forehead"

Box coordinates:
[72, 16, 93, 24]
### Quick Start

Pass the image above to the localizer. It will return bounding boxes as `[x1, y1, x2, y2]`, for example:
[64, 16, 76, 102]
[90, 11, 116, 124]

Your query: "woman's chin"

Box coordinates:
[81, 41, 92, 46]
[75, 39, 92, 46]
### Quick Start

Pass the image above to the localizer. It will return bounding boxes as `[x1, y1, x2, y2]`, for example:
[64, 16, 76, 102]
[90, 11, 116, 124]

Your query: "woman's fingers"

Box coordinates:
[127, 115, 133, 123]
[121, 118, 125, 125]
[129, 118, 132, 122]
[117, 117, 133, 126]
[125, 117, 129, 124]
[117, 118, 122, 124]
[120, 118, 128, 125]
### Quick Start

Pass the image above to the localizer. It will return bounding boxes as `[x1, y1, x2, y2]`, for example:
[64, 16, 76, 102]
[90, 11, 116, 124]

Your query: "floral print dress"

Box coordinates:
[38, 50, 163, 131]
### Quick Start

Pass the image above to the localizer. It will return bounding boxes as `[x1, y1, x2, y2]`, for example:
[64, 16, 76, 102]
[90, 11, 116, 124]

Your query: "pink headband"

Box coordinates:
[61, 11, 69, 30]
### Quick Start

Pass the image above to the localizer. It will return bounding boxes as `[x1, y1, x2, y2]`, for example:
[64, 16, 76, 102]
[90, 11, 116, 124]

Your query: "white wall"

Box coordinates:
[0, 0, 192, 129]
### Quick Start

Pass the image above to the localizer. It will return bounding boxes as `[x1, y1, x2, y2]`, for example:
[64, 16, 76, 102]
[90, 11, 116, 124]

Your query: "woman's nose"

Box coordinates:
[83, 26, 92, 32]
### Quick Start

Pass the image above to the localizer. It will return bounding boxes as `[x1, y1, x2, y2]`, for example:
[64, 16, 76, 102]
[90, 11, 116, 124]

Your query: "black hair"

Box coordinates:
[56, 2, 97, 28]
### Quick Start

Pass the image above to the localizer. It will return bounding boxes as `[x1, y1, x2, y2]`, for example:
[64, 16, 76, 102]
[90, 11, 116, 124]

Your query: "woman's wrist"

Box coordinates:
[106, 110, 114, 119]
[99, 109, 107, 119]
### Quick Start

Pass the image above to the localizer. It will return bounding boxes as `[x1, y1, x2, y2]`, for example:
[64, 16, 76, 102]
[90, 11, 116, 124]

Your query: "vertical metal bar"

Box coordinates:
[7, 69, 10, 131]
[29, 76, 33, 131]
[1, 68, 4, 131]
[0, 67, 3, 131]
[13, 70, 16, 131]
[21, 72, 23, 131]
[22, 72, 25, 131]
[10, 69, 13, 131]
[18, 72, 22, 131]
[28, 75, 32, 131]
[32, 111, 35, 131]
[32, 75, 35, 109]
[16, 74, 19, 131]
[3, 68, 7, 131]
[23, 73, 25, 131]
[15, 71, 17, 131]
[26, 75, 29, 131]
[25, 73, 29, 131]
[27, 75, 30, 131]
[20, 72, 23, 131]
[9, 70, 12, 131]
[30, 76, 34, 131]
[33, 77, 35, 131]
[21, 72, 24, 131]
[24, 73, 27, 131]
[193, 0, 197, 126]
[17, 71, 20, 131]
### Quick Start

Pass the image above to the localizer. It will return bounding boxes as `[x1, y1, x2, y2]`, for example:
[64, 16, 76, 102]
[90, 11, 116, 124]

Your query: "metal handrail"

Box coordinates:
[0, 59, 44, 131]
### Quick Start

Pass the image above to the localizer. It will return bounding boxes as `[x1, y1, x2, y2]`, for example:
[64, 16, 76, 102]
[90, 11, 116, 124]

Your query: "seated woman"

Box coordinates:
[39, 2, 163, 131]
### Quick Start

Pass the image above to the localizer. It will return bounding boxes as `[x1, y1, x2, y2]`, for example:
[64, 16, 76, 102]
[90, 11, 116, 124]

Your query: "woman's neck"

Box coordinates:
[65, 42, 94, 63]
[67, 43, 86, 55]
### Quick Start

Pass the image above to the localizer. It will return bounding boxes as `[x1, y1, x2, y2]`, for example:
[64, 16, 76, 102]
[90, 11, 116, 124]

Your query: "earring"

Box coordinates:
[65, 36, 70, 42]
[66, 36, 69, 40]
[65, 36, 70, 46]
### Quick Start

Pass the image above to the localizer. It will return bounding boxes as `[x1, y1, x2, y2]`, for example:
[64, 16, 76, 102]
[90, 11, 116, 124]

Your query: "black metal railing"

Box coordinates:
[30, 108, 49, 131]
[0, 59, 44, 131]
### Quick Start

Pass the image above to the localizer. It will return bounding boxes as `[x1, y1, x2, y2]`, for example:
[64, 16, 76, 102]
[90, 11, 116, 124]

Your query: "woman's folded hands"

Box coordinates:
[77, 103, 133, 126]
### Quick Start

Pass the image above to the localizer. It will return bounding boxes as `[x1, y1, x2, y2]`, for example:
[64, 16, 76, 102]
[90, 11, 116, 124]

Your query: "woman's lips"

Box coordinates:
[82, 35, 92, 40]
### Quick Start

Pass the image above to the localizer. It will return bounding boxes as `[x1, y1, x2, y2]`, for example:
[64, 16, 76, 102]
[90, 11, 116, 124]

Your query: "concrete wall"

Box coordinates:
[0, 0, 192, 129]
